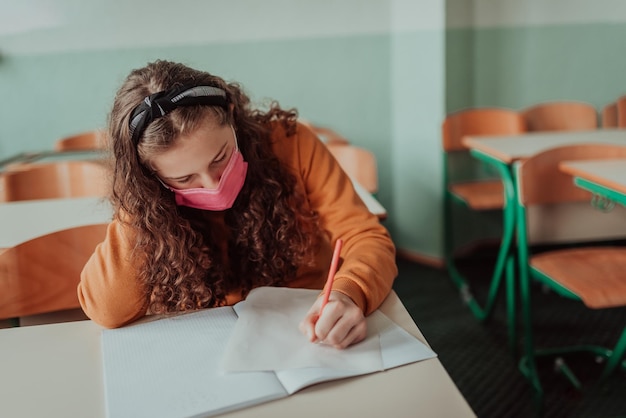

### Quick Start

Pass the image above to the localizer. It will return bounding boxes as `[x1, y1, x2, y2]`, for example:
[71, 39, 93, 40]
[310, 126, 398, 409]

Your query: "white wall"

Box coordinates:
[1, 0, 395, 53]
[447, 0, 626, 28]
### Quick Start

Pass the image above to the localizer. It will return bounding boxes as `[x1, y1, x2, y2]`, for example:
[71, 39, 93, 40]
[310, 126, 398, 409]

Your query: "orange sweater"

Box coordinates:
[78, 123, 397, 328]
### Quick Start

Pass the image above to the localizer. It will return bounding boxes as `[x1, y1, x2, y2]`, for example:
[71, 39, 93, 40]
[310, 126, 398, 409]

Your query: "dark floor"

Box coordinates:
[392, 253, 626, 418]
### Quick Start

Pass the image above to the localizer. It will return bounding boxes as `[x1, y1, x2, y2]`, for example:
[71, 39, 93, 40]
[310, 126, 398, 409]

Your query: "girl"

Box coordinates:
[78, 60, 397, 349]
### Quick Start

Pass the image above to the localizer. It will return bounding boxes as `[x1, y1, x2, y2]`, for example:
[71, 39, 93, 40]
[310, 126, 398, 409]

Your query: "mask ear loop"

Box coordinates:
[231, 125, 240, 152]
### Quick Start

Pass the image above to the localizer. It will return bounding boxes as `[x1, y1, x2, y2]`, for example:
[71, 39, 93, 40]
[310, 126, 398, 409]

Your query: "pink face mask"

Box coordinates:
[164, 129, 248, 211]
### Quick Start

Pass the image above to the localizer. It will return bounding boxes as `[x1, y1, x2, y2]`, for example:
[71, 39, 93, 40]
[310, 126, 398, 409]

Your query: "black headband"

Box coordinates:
[128, 84, 228, 145]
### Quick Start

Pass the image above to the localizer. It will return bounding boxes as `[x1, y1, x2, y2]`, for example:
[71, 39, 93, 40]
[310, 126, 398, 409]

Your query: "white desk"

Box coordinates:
[559, 159, 626, 204]
[462, 128, 626, 164]
[353, 180, 387, 219]
[0, 196, 113, 248]
[0, 291, 475, 418]
[463, 130, 626, 245]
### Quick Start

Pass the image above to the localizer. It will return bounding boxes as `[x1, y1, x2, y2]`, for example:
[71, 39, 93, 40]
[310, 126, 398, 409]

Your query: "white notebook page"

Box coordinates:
[101, 307, 286, 418]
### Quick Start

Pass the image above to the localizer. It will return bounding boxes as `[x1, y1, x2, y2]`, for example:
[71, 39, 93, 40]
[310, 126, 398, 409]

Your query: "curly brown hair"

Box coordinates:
[107, 60, 320, 314]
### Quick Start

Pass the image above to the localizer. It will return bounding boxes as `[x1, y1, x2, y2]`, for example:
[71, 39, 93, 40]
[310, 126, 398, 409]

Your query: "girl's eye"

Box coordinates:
[175, 176, 192, 184]
[212, 151, 229, 165]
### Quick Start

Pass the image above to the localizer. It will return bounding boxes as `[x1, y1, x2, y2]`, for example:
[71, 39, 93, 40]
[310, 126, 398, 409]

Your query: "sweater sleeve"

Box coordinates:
[77, 219, 149, 328]
[293, 124, 398, 315]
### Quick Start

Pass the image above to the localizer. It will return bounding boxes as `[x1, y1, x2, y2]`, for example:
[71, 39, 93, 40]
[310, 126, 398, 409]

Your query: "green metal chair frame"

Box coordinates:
[442, 108, 526, 350]
[513, 144, 626, 405]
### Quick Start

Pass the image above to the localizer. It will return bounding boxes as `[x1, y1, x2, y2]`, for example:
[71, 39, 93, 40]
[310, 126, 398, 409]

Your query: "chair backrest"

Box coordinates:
[0, 223, 108, 319]
[442, 108, 526, 152]
[521, 101, 598, 132]
[517, 143, 626, 206]
[54, 130, 106, 151]
[326, 144, 378, 193]
[0, 160, 109, 202]
[602, 102, 618, 128]
[300, 120, 351, 145]
[617, 96, 626, 128]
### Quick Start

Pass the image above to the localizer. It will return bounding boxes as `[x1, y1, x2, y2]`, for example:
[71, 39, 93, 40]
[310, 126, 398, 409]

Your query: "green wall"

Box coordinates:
[0, 34, 409, 250]
[0, 36, 392, 158]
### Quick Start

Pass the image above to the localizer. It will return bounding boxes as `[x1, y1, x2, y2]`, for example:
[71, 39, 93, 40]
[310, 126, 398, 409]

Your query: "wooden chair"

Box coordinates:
[0, 224, 108, 325]
[515, 143, 626, 402]
[442, 107, 526, 326]
[54, 130, 106, 151]
[0, 160, 109, 202]
[326, 143, 378, 194]
[602, 102, 618, 128]
[522, 101, 598, 132]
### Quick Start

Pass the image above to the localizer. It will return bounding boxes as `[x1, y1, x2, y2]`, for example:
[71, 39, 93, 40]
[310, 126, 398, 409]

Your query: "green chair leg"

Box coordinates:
[505, 253, 517, 353]
[601, 326, 626, 380]
[554, 357, 582, 390]
[443, 154, 518, 352]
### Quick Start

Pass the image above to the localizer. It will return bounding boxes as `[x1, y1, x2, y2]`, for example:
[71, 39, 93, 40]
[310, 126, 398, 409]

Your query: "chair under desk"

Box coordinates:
[0, 291, 476, 418]
[459, 128, 626, 351]
[559, 157, 626, 381]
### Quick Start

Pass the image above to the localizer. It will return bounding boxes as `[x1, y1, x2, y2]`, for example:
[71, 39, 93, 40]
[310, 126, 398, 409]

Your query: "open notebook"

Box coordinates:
[101, 287, 437, 418]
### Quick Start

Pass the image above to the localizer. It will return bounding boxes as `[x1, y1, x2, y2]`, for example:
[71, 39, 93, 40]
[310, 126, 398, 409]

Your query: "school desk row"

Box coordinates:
[0, 180, 385, 250]
[456, 128, 626, 347]
[0, 148, 386, 238]
[461, 128, 626, 255]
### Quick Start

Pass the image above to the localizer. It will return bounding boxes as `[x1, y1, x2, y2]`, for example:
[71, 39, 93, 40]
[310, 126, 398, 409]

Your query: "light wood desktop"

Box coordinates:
[0, 291, 475, 418]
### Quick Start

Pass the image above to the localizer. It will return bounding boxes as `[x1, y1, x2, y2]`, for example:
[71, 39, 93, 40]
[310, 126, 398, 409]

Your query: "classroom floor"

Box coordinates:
[393, 250, 626, 418]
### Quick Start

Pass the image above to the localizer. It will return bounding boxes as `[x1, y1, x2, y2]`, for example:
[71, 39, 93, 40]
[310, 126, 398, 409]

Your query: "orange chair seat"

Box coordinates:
[448, 180, 504, 210]
[531, 247, 626, 309]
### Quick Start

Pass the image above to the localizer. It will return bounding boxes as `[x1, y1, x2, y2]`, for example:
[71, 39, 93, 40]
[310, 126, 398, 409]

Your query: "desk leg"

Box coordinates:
[444, 152, 518, 352]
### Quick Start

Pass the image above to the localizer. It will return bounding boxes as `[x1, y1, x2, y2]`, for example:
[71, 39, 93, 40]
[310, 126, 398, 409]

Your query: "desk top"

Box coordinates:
[0, 184, 386, 248]
[352, 180, 387, 219]
[0, 291, 475, 418]
[560, 159, 626, 198]
[0, 196, 113, 248]
[463, 128, 626, 164]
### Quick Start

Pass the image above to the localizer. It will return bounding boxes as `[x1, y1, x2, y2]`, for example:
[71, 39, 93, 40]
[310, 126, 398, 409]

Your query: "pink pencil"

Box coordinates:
[319, 239, 343, 317]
